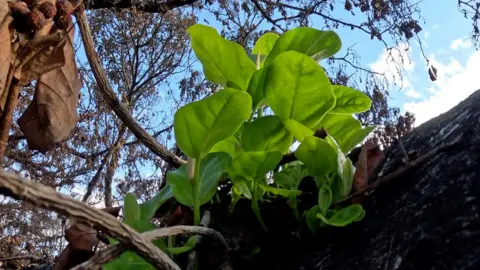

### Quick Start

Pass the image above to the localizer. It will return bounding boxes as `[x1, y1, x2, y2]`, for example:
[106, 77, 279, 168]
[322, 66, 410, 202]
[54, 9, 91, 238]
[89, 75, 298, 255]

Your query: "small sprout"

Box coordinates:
[26, 10, 46, 31]
[39, 2, 57, 19]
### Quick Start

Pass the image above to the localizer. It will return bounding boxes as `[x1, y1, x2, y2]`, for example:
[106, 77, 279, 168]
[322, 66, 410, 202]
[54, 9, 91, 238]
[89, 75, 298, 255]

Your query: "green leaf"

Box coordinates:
[231, 176, 252, 199]
[341, 158, 355, 198]
[261, 184, 301, 198]
[273, 164, 304, 190]
[174, 88, 252, 158]
[264, 27, 342, 66]
[246, 68, 267, 110]
[126, 220, 157, 233]
[210, 135, 241, 158]
[241, 116, 293, 154]
[227, 151, 283, 181]
[124, 193, 140, 223]
[264, 51, 335, 128]
[330, 85, 372, 114]
[318, 184, 332, 215]
[166, 236, 197, 255]
[139, 186, 173, 221]
[248, 54, 267, 64]
[167, 152, 231, 206]
[305, 205, 322, 232]
[317, 114, 376, 153]
[294, 136, 337, 178]
[318, 204, 364, 227]
[354, 209, 366, 222]
[282, 119, 314, 142]
[252, 33, 280, 56]
[187, 24, 256, 91]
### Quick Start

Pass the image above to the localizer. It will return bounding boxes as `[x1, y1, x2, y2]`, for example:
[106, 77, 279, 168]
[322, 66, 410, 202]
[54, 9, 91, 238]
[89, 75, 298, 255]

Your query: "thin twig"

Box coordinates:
[0, 79, 21, 165]
[72, 224, 229, 270]
[332, 140, 459, 207]
[0, 255, 41, 261]
[75, 9, 186, 168]
[0, 170, 180, 270]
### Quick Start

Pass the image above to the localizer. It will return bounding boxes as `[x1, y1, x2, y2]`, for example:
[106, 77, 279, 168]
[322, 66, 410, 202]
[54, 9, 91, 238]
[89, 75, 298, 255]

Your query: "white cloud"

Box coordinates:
[370, 42, 415, 88]
[404, 50, 480, 125]
[450, 38, 472, 50]
[405, 89, 421, 99]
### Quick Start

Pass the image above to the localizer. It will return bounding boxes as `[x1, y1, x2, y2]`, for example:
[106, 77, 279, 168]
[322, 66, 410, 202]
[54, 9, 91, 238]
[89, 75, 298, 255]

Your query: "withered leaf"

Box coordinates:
[65, 223, 98, 251]
[353, 141, 384, 191]
[0, 1, 13, 107]
[18, 27, 81, 153]
[428, 65, 437, 82]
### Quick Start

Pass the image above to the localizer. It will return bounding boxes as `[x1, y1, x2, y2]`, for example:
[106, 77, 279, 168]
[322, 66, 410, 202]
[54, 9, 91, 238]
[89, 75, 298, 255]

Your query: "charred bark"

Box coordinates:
[198, 89, 480, 270]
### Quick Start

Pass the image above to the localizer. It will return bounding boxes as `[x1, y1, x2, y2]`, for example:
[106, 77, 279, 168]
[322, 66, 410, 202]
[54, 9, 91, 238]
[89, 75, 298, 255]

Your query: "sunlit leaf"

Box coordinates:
[241, 115, 293, 153]
[264, 27, 342, 66]
[264, 51, 335, 128]
[295, 136, 337, 178]
[282, 119, 314, 142]
[274, 164, 304, 190]
[227, 151, 283, 181]
[187, 24, 256, 91]
[330, 85, 371, 114]
[174, 88, 251, 158]
[252, 32, 280, 56]
[167, 152, 231, 206]
[317, 204, 364, 227]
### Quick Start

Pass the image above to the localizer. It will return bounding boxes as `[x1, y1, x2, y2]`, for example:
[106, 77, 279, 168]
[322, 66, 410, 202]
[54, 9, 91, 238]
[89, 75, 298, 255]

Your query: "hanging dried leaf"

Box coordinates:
[428, 65, 437, 82]
[0, 1, 13, 106]
[353, 141, 384, 191]
[65, 222, 98, 251]
[17, 27, 81, 153]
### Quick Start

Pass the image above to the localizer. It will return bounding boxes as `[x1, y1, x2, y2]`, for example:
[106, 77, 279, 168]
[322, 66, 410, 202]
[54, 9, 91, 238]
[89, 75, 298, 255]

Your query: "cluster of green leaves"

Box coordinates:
[109, 23, 375, 268]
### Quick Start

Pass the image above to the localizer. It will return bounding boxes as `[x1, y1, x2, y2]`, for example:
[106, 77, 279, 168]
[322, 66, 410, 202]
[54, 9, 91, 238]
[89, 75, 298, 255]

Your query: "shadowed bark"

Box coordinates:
[197, 89, 480, 270]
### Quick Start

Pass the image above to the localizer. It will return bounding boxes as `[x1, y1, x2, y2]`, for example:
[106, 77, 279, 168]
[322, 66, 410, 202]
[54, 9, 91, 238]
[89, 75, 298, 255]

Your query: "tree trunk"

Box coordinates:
[198, 89, 480, 270]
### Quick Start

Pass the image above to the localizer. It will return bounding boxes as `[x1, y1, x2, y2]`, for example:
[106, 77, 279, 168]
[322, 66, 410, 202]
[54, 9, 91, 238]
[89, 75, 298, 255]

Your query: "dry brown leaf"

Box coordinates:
[353, 141, 384, 191]
[17, 27, 81, 153]
[65, 223, 98, 251]
[0, 1, 13, 107]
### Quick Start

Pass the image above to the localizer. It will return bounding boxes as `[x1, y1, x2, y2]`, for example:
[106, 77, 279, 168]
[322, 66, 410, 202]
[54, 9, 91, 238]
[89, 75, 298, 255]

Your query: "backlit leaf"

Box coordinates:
[264, 51, 335, 128]
[139, 186, 174, 221]
[187, 24, 256, 91]
[241, 115, 292, 153]
[174, 88, 251, 158]
[295, 136, 337, 178]
[330, 85, 371, 114]
[124, 193, 140, 223]
[318, 184, 332, 215]
[227, 151, 282, 181]
[264, 27, 341, 66]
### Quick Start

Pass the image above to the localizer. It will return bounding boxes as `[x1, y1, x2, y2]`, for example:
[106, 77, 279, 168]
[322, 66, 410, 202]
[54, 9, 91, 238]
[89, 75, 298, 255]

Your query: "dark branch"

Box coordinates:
[84, 0, 198, 13]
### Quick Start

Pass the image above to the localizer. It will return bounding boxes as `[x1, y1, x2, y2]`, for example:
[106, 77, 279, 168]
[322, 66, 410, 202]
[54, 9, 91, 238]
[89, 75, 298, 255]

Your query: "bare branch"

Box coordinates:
[83, 0, 198, 13]
[72, 224, 229, 269]
[75, 9, 186, 168]
[0, 170, 180, 270]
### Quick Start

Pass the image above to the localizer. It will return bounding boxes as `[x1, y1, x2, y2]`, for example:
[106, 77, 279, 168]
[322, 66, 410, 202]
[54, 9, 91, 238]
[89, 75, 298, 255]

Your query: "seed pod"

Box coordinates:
[55, 14, 72, 30]
[39, 2, 57, 19]
[55, 0, 74, 18]
[25, 10, 46, 31]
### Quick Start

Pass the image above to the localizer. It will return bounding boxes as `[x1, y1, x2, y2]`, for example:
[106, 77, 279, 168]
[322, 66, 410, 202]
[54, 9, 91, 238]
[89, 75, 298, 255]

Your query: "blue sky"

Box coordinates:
[69, 1, 480, 204]
[328, 0, 480, 125]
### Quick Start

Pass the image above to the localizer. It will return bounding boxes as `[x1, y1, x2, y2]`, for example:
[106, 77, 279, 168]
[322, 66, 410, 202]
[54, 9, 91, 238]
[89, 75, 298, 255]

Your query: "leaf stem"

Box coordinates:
[192, 158, 202, 225]
[252, 180, 267, 231]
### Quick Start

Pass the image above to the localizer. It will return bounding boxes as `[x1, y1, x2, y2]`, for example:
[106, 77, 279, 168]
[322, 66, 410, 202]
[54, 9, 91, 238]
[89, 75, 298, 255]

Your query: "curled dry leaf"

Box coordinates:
[17, 27, 81, 153]
[0, 1, 13, 107]
[65, 222, 99, 251]
[353, 141, 384, 191]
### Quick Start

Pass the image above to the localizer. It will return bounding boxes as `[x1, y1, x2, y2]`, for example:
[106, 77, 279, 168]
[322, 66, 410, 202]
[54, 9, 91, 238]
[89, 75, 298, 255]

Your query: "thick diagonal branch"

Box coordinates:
[72, 225, 229, 270]
[75, 9, 185, 168]
[0, 170, 180, 270]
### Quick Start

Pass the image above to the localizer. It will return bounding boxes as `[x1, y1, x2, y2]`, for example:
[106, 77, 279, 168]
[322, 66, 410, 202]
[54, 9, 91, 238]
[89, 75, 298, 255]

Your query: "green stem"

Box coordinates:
[192, 158, 202, 225]
[257, 105, 263, 118]
[252, 180, 267, 231]
[167, 235, 174, 258]
[289, 198, 301, 222]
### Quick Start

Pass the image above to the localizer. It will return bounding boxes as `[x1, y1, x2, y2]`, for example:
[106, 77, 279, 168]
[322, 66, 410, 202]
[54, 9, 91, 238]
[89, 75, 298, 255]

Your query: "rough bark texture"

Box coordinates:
[198, 89, 480, 270]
